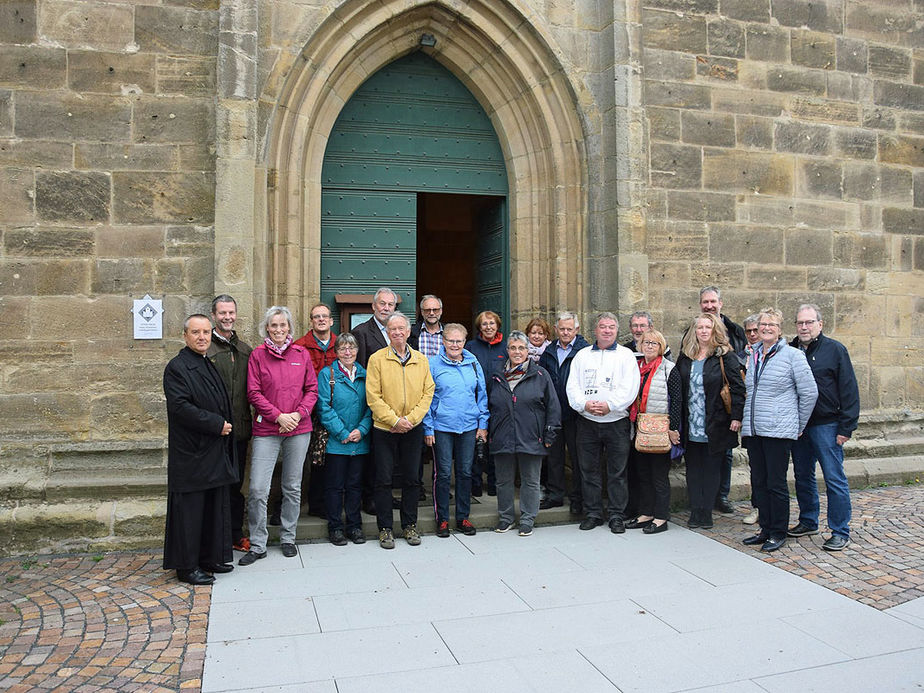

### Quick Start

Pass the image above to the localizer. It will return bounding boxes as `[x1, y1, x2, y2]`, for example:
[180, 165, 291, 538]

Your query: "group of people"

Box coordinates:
[162, 285, 859, 585]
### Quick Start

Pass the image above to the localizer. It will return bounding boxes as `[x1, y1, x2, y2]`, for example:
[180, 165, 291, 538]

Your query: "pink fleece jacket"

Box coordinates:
[247, 342, 319, 437]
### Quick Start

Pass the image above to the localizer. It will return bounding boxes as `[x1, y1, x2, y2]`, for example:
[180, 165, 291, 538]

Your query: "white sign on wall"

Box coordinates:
[132, 294, 163, 339]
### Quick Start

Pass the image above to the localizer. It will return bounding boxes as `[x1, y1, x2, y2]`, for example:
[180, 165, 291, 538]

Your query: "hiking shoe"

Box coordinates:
[518, 525, 533, 537]
[742, 508, 759, 525]
[281, 543, 298, 558]
[232, 537, 251, 552]
[787, 522, 819, 538]
[436, 520, 450, 538]
[348, 528, 366, 544]
[456, 518, 477, 536]
[822, 535, 850, 551]
[403, 524, 421, 546]
[329, 530, 348, 547]
[494, 520, 515, 533]
[378, 528, 395, 549]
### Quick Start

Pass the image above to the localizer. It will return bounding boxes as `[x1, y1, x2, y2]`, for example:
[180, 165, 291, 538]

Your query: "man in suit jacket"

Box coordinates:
[353, 287, 398, 367]
[163, 314, 238, 585]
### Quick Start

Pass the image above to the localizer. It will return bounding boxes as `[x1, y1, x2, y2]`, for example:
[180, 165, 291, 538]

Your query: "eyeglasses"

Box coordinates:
[422, 308, 441, 313]
[337, 345, 357, 351]
[745, 328, 759, 333]
[758, 322, 780, 329]
[444, 339, 464, 345]
[795, 320, 817, 327]
[641, 340, 660, 347]
[311, 314, 331, 320]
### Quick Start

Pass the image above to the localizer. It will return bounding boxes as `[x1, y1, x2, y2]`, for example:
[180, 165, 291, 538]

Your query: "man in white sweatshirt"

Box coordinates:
[566, 312, 641, 533]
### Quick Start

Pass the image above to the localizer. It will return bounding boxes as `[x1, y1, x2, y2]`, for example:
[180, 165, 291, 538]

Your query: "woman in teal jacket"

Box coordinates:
[424, 324, 489, 537]
[317, 333, 373, 546]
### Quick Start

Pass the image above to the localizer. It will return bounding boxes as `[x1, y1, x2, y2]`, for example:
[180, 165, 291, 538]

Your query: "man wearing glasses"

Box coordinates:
[408, 295, 445, 500]
[787, 304, 859, 552]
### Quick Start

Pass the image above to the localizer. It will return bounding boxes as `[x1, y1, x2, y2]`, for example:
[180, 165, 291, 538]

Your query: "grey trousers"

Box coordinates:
[248, 432, 311, 552]
[495, 453, 543, 530]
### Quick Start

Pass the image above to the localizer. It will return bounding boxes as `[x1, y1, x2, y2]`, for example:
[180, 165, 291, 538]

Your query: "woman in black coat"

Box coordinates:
[486, 331, 561, 536]
[669, 313, 745, 530]
[163, 314, 238, 585]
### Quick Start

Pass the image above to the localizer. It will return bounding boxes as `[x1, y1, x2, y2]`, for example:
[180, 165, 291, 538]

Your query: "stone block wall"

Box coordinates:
[0, 0, 218, 542]
[638, 0, 923, 410]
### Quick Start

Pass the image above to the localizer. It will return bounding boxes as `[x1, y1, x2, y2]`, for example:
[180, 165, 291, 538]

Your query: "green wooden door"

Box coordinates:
[475, 198, 508, 322]
[320, 52, 508, 329]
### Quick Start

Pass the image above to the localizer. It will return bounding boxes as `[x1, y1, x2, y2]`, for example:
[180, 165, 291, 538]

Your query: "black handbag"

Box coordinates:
[307, 367, 336, 466]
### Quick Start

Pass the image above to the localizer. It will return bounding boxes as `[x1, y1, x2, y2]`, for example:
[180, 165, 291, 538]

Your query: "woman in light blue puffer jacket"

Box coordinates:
[741, 308, 818, 553]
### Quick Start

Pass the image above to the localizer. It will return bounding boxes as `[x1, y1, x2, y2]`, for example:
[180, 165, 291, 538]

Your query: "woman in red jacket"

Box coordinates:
[239, 306, 318, 566]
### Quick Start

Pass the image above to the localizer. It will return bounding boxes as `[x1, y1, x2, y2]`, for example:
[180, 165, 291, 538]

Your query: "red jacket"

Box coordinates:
[294, 331, 337, 375]
[247, 343, 319, 437]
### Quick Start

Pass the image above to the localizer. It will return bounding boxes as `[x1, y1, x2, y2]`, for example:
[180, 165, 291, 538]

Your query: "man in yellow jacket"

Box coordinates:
[366, 312, 435, 549]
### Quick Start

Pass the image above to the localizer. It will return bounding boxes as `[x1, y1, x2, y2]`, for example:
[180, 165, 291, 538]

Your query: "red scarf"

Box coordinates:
[630, 356, 662, 421]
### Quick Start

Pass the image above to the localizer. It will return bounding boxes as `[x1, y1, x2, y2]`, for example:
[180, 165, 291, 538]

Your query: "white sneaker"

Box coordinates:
[743, 508, 759, 525]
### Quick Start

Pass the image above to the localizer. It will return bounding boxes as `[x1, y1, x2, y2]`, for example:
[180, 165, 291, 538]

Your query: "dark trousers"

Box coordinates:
[717, 448, 733, 501]
[229, 438, 249, 542]
[632, 448, 672, 521]
[684, 442, 724, 519]
[745, 435, 793, 539]
[472, 443, 496, 493]
[163, 485, 232, 571]
[325, 453, 365, 534]
[373, 425, 424, 530]
[575, 416, 631, 521]
[544, 418, 579, 505]
[305, 462, 327, 515]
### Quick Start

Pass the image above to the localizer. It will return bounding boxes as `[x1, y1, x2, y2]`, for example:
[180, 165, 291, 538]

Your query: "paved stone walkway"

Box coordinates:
[0, 483, 920, 691]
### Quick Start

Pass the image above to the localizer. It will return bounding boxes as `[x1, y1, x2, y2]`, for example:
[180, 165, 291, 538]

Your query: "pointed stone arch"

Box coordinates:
[262, 0, 587, 323]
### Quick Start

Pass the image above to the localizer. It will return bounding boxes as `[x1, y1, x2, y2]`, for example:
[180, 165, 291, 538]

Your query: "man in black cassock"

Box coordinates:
[163, 314, 239, 585]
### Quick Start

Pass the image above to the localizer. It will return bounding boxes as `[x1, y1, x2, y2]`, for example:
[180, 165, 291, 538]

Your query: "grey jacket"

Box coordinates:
[742, 338, 818, 440]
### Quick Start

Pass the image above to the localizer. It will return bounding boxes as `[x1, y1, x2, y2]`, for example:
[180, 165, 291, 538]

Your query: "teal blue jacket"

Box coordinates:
[424, 347, 489, 436]
[317, 360, 373, 455]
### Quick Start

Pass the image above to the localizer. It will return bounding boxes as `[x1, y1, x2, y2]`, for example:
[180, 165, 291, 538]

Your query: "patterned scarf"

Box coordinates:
[264, 334, 292, 356]
[504, 360, 527, 383]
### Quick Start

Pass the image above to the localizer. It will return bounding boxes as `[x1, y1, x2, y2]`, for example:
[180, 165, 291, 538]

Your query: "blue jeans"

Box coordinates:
[791, 422, 852, 538]
[432, 429, 475, 523]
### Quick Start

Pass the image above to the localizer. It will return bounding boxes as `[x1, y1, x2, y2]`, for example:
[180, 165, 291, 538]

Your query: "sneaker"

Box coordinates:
[456, 518, 477, 536]
[494, 520, 515, 533]
[232, 537, 251, 552]
[787, 522, 819, 538]
[403, 524, 421, 546]
[436, 520, 450, 538]
[742, 508, 759, 525]
[378, 528, 396, 549]
[348, 528, 366, 544]
[518, 525, 533, 537]
[822, 534, 851, 551]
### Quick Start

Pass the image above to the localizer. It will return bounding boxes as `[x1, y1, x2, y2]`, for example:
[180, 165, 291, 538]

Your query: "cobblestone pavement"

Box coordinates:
[0, 484, 921, 691]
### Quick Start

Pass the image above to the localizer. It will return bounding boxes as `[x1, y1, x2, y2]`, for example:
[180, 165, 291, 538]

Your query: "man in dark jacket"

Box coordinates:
[538, 311, 589, 513]
[207, 295, 253, 552]
[622, 310, 672, 361]
[787, 304, 860, 552]
[164, 314, 238, 585]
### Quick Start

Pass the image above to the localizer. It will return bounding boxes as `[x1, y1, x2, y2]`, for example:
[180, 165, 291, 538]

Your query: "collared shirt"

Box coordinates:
[374, 316, 388, 342]
[391, 346, 411, 364]
[417, 324, 443, 357]
[556, 341, 574, 366]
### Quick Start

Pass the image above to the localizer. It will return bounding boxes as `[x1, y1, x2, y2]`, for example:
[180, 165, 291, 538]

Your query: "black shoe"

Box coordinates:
[348, 528, 366, 544]
[569, 501, 583, 515]
[237, 550, 267, 566]
[761, 536, 786, 552]
[281, 542, 298, 558]
[687, 511, 703, 529]
[456, 518, 477, 536]
[269, 510, 282, 526]
[362, 501, 376, 515]
[822, 534, 850, 551]
[472, 486, 483, 497]
[609, 518, 626, 534]
[392, 497, 401, 509]
[486, 486, 497, 496]
[643, 521, 669, 534]
[742, 533, 769, 546]
[625, 517, 653, 530]
[329, 530, 348, 546]
[539, 498, 563, 510]
[436, 520, 451, 538]
[200, 562, 234, 574]
[714, 496, 735, 514]
[700, 512, 714, 529]
[579, 517, 604, 530]
[177, 568, 215, 585]
[418, 488, 427, 502]
[787, 522, 819, 538]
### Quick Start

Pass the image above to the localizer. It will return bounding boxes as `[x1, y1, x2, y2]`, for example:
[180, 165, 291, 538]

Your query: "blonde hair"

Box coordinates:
[640, 329, 667, 357]
[680, 313, 730, 359]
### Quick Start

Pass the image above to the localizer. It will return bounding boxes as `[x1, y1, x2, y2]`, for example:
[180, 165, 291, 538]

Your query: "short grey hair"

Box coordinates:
[699, 285, 721, 299]
[594, 311, 619, 330]
[796, 303, 823, 322]
[373, 287, 398, 304]
[336, 331, 358, 351]
[184, 313, 211, 331]
[210, 294, 236, 314]
[507, 330, 529, 347]
[418, 294, 442, 310]
[744, 313, 760, 328]
[556, 311, 579, 328]
[259, 306, 294, 338]
[385, 311, 410, 329]
[629, 311, 653, 327]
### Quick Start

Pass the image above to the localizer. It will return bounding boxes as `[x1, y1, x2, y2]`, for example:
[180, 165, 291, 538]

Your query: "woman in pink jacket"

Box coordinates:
[239, 306, 318, 566]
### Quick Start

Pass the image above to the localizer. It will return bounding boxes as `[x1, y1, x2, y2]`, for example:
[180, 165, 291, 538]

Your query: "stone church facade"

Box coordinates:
[0, 0, 921, 553]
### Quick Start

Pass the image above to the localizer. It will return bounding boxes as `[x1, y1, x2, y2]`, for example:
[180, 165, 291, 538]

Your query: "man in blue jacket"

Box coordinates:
[538, 311, 590, 513]
[787, 304, 860, 552]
